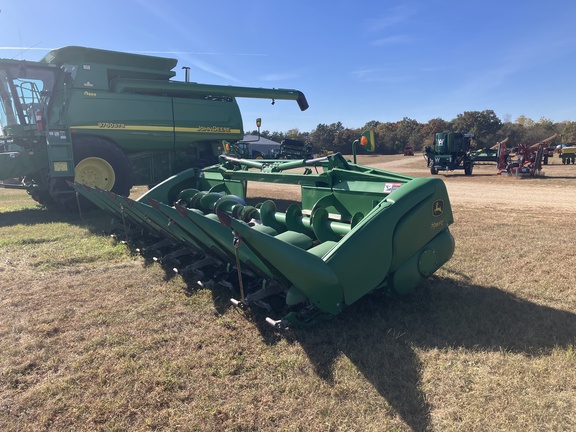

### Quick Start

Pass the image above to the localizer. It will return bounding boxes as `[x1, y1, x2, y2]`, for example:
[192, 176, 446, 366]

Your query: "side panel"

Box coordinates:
[172, 97, 244, 149]
[65, 90, 175, 152]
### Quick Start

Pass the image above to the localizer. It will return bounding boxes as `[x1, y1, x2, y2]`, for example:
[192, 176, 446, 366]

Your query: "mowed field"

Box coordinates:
[1, 154, 575, 431]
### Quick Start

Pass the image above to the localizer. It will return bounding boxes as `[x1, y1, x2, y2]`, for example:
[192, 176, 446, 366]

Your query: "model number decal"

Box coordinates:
[97, 122, 126, 129]
[431, 219, 445, 229]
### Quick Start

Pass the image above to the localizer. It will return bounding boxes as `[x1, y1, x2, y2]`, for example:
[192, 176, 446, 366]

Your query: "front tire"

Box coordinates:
[46, 136, 132, 211]
[72, 136, 132, 196]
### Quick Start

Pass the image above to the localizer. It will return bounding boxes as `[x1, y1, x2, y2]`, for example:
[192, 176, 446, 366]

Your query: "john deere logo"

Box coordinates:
[433, 199, 444, 217]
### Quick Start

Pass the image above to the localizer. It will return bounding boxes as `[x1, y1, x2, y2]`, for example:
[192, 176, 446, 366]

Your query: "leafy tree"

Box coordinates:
[309, 122, 345, 152]
[285, 128, 311, 142]
[515, 115, 535, 128]
[396, 117, 423, 151]
[559, 121, 576, 142]
[363, 120, 381, 130]
[374, 122, 398, 154]
[496, 121, 525, 148]
[451, 110, 502, 147]
[420, 118, 449, 146]
[335, 128, 362, 154]
[267, 131, 286, 142]
[537, 117, 555, 131]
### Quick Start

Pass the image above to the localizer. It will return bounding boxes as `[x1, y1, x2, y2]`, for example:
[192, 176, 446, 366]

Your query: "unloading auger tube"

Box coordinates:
[71, 152, 455, 329]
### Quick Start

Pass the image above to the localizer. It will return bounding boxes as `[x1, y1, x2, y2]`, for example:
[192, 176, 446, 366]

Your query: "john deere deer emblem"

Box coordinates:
[433, 199, 444, 217]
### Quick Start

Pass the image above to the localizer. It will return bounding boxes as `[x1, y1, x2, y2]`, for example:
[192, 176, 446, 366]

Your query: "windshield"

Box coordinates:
[0, 64, 57, 131]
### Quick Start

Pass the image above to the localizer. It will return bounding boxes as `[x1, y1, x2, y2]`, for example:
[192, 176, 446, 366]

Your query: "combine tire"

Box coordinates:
[72, 137, 132, 196]
[464, 162, 473, 176]
[45, 137, 132, 211]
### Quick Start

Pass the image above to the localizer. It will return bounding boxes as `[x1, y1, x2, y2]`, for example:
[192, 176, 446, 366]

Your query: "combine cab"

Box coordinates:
[71, 133, 456, 329]
[426, 132, 475, 175]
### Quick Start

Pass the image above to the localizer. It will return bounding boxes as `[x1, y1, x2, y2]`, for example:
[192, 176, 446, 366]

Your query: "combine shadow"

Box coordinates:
[0, 205, 113, 231]
[292, 276, 576, 432]
[0, 206, 74, 228]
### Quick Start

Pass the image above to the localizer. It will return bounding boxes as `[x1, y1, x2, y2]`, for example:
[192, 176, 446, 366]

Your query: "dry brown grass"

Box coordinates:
[1, 155, 575, 431]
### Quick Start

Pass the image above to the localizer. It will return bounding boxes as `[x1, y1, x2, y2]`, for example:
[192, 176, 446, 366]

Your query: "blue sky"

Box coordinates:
[1, 0, 575, 132]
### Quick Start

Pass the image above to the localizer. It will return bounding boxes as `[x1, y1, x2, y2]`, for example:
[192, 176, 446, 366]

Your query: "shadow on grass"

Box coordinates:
[0, 206, 73, 227]
[292, 276, 576, 432]
[0, 205, 114, 231]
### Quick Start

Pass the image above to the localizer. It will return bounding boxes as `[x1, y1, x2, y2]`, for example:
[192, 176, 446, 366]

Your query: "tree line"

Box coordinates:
[249, 110, 576, 154]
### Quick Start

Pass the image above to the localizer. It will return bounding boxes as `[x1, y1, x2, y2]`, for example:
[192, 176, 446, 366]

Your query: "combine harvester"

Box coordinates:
[71, 132, 456, 329]
[0, 46, 308, 208]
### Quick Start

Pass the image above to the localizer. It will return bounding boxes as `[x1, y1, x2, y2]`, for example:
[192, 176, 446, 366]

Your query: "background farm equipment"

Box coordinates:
[501, 134, 558, 176]
[558, 145, 576, 164]
[0, 46, 307, 209]
[223, 120, 279, 160]
[403, 146, 414, 156]
[426, 132, 475, 175]
[224, 140, 268, 159]
[471, 137, 509, 164]
[71, 133, 455, 329]
[279, 139, 315, 159]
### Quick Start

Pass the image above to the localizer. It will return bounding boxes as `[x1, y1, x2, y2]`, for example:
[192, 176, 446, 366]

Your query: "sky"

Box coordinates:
[1, 0, 575, 133]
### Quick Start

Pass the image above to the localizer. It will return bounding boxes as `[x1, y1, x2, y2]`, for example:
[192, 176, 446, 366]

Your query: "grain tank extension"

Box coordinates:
[0, 46, 307, 208]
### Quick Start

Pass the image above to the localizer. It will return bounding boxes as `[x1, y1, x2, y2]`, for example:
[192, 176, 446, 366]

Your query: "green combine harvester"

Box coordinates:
[71, 132, 456, 329]
[0, 46, 307, 208]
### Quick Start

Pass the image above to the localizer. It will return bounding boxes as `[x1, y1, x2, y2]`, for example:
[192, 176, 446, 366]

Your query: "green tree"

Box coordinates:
[396, 117, 423, 151]
[536, 117, 555, 131]
[334, 128, 362, 154]
[452, 110, 502, 147]
[309, 122, 345, 152]
[559, 121, 576, 142]
[374, 122, 398, 154]
[515, 115, 535, 128]
[421, 118, 449, 146]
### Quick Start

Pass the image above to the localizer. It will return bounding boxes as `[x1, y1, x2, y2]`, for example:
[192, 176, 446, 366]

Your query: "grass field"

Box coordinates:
[1, 157, 575, 431]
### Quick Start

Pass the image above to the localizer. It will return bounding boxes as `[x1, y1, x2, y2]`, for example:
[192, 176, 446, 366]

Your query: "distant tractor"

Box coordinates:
[403, 146, 414, 156]
[426, 132, 475, 176]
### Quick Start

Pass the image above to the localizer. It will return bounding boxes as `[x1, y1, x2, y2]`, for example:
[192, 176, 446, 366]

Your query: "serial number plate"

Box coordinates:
[53, 162, 69, 172]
